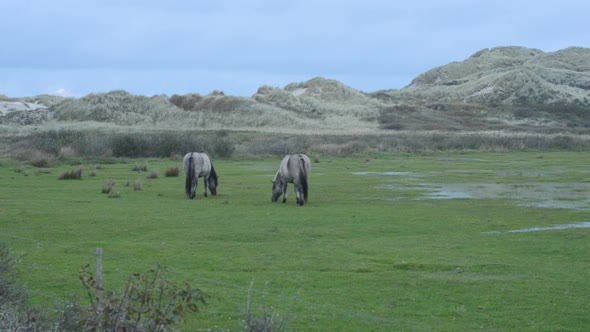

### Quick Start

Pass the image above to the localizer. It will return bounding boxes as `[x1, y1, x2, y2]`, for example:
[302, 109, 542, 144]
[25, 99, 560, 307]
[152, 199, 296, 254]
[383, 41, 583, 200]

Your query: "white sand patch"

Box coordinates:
[290, 88, 307, 96]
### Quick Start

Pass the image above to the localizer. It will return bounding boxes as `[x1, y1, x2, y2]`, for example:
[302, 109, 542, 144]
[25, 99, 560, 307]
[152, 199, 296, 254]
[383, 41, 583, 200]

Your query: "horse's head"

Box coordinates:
[271, 179, 282, 202]
[208, 176, 218, 196]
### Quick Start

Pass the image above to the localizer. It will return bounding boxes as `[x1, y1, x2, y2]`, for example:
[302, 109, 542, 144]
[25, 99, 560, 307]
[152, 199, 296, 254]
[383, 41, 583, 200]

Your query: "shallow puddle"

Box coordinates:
[486, 222, 590, 234]
[421, 182, 590, 210]
[354, 170, 590, 210]
[353, 171, 412, 176]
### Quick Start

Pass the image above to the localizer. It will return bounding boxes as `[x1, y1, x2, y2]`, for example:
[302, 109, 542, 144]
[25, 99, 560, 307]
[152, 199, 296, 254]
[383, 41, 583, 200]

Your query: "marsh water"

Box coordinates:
[354, 156, 590, 233]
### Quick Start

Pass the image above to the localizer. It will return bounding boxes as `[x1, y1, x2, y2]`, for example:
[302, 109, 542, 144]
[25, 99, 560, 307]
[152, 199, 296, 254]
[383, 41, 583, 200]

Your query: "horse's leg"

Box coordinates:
[203, 176, 208, 197]
[190, 179, 197, 199]
[194, 178, 199, 199]
[282, 183, 288, 203]
[294, 183, 303, 205]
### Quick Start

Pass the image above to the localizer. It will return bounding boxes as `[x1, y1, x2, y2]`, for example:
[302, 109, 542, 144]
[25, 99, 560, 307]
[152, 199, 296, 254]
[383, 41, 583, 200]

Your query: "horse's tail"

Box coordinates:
[185, 154, 194, 196]
[299, 156, 308, 202]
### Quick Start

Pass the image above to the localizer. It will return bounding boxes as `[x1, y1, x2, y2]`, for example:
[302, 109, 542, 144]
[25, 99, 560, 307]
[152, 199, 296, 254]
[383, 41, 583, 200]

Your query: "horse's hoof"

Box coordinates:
[282, 198, 286, 203]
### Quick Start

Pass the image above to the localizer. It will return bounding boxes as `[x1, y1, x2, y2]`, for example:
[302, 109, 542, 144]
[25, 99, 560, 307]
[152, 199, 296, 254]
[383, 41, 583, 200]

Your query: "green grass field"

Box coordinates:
[1, 151, 589, 331]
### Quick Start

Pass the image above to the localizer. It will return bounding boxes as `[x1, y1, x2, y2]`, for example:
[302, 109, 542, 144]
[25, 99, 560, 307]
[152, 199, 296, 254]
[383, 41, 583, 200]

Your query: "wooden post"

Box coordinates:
[96, 248, 103, 301]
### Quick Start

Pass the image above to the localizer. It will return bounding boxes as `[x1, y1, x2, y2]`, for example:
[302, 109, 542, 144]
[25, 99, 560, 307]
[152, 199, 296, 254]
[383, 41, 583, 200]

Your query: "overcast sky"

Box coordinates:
[1, 0, 588, 98]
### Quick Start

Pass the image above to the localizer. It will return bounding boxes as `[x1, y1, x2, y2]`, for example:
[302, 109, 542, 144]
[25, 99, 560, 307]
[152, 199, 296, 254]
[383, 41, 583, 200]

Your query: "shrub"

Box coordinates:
[58, 168, 83, 180]
[30, 158, 51, 168]
[132, 163, 148, 172]
[134, 180, 143, 191]
[0, 243, 28, 307]
[111, 135, 149, 158]
[165, 166, 179, 177]
[79, 264, 206, 331]
[147, 170, 159, 179]
[102, 180, 116, 194]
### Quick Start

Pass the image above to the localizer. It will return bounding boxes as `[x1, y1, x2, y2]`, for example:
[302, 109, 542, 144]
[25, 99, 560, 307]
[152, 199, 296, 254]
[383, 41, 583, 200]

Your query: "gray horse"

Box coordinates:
[272, 154, 311, 206]
[183, 152, 218, 199]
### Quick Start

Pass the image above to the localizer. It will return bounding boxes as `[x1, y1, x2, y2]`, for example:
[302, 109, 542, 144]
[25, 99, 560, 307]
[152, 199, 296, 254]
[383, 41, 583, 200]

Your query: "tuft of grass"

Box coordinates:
[246, 282, 297, 332]
[133, 163, 148, 172]
[146, 170, 159, 179]
[134, 180, 143, 191]
[58, 168, 83, 180]
[101, 179, 116, 194]
[165, 166, 179, 177]
[30, 158, 50, 168]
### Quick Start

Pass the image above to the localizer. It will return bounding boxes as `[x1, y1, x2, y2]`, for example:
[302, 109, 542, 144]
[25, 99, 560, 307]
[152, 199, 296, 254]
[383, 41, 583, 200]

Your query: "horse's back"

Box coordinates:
[280, 154, 310, 181]
[183, 152, 212, 177]
[299, 154, 311, 176]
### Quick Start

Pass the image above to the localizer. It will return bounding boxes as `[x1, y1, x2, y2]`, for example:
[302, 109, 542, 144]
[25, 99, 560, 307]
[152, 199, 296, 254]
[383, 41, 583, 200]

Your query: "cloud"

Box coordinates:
[55, 88, 73, 97]
[1, 0, 589, 97]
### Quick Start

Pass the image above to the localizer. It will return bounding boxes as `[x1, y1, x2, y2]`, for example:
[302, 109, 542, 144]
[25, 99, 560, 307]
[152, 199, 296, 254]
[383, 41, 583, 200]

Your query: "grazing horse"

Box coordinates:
[272, 154, 311, 206]
[183, 152, 218, 199]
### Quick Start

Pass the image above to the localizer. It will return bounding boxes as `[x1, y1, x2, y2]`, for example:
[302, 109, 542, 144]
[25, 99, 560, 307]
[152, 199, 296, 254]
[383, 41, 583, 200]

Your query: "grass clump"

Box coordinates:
[245, 282, 296, 332]
[146, 170, 159, 179]
[134, 180, 143, 191]
[165, 166, 179, 177]
[30, 158, 51, 168]
[132, 163, 148, 172]
[58, 168, 83, 180]
[101, 179, 116, 194]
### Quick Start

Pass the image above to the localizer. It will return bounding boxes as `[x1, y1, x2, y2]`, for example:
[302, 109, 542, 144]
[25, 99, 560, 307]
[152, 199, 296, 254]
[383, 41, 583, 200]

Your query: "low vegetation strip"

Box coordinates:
[3, 127, 590, 163]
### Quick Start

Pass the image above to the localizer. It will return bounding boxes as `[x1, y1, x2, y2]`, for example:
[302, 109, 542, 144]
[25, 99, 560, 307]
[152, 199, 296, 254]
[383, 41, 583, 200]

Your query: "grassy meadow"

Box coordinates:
[1, 151, 589, 331]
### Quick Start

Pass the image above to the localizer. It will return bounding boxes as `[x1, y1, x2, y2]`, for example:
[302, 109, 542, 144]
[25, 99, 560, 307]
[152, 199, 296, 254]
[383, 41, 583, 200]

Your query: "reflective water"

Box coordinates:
[354, 172, 590, 210]
[486, 222, 590, 234]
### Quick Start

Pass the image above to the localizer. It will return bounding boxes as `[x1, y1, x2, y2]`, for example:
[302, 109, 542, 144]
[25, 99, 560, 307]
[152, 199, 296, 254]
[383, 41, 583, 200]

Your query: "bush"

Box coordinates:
[134, 180, 143, 191]
[147, 170, 159, 179]
[30, 158, 51, 168]
[102, 180, 116, 194]
[132, 163, 148, 172]
[0, 243, 28, 307]
[165, 166, 179, 177]
[58, 168, 83, 180]
[79, 264, 206, 331]
[111, 135, 149, 158]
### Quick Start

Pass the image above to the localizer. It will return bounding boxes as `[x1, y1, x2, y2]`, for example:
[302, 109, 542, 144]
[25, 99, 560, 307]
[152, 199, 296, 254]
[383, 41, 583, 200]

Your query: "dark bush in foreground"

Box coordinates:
[79, 264, 206, 331]
[0, 243, 28, 307]
[1, 242, 207, 331]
